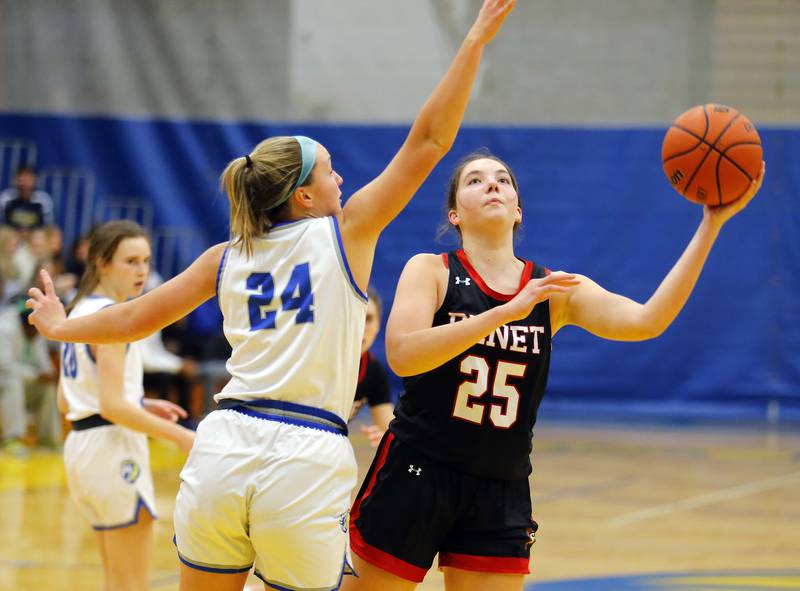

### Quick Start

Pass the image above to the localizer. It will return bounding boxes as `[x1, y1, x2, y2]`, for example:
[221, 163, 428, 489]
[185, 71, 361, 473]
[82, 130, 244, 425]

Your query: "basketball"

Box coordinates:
[662, 104, 762, 206]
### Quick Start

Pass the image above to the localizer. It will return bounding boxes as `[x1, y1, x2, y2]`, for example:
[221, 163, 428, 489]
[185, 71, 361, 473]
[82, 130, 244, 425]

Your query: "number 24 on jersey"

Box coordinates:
[246, 262, 314, 331]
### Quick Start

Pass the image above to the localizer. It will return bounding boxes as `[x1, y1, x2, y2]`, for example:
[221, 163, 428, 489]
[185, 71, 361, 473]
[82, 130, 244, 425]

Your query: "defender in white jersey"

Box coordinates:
[27, 3, 517, 589]
[58, 221, 194, 591]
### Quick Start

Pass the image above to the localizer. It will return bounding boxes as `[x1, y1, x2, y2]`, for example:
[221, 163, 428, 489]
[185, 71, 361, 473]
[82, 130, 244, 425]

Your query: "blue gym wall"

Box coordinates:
[1, 112, 797, 420]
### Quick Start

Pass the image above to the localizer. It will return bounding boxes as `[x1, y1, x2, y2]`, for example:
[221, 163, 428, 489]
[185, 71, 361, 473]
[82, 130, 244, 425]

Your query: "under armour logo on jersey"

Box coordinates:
[408, 464, 422, 476]
[455, 276, 471, 286]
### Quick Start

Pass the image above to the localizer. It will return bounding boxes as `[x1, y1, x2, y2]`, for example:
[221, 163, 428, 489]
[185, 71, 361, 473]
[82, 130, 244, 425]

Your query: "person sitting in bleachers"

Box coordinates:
[0, 165, 54, 233]
[0, 298, 62, 455]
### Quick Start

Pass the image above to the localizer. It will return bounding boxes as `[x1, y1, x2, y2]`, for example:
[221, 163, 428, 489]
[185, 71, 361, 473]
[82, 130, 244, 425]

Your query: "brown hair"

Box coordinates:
[436, 149, 522, 243]
[67, 220, 149, 312]
[221, 136, 313, 257]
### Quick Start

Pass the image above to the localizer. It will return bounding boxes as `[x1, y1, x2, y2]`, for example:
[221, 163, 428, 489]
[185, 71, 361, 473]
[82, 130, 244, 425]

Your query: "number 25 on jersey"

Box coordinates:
[452, 355, 526, 429]
[246, 262, 314, 331]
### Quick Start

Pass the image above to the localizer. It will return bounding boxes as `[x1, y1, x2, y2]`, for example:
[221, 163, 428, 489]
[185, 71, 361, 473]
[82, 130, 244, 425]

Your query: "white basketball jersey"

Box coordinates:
[216, 216, 367, 421]
[60, 296, 145, 422]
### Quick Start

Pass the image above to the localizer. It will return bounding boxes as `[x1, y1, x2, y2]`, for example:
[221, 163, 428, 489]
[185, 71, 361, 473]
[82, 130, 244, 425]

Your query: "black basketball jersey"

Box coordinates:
[390, 250, 551, 480]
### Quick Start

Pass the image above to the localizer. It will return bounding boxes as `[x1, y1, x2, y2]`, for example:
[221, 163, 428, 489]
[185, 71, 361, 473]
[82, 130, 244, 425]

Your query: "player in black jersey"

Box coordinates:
[344, 151, 764, 590]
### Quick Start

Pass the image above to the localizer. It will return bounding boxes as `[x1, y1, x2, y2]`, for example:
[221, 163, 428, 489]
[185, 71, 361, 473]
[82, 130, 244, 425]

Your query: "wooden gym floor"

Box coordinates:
[1, 416, 798, 590]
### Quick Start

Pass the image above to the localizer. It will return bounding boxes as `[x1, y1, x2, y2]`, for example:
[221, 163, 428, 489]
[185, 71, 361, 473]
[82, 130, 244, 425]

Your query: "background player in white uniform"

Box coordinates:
[58, 220, 194, 591]
[26, 2, 517, 590]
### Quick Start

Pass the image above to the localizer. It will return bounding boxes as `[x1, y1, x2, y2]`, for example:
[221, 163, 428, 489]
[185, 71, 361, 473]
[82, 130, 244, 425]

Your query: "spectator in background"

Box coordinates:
[65, 233, 89, 278]
[0, 226, 25, 301]
[0, 294, 27, 455]
[13, 226, 50, 288]
[17, 299, 62, 446]
[0, 165, 54, 232]
[56, 232, 91, 303]
[349, 286, 394, 447]
[43, 225, 66, 272]
[0, 298, 61, 455]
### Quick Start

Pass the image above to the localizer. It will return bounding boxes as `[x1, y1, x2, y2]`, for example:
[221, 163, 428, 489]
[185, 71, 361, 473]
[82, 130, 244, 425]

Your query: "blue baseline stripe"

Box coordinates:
[330, 216, 368, 302]
[237, 398, 347, 430]
[231, 406, 347, 436]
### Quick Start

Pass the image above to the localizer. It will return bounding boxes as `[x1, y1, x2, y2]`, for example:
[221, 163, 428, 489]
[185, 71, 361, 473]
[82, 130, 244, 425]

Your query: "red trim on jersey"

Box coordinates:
[358, 352, 369, 384]
[350, 525, 427, 583]
[441, 252, 449, 269]
[438, 552, 530, 574]
[454, 250, 533, 302]
[350, 432, 394, 523]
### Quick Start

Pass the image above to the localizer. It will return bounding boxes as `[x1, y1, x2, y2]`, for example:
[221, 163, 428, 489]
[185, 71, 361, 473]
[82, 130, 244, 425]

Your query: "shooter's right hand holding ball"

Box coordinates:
[704, 160, 765, 232]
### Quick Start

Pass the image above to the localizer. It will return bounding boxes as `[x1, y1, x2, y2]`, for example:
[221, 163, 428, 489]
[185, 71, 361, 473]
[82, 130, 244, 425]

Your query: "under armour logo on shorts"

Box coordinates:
[455, 277, 471, 286]
[121, 459, 141, 484]
[408, 464, 422, 476]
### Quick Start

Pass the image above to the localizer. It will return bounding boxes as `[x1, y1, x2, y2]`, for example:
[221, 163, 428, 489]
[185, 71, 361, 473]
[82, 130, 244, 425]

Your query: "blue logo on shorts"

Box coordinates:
[121, 459, 140, 484]
[338, 511, 349, 533]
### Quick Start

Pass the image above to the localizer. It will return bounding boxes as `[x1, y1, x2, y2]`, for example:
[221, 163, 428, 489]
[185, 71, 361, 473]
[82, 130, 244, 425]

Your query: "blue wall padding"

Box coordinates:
[1, 113, 797, 419]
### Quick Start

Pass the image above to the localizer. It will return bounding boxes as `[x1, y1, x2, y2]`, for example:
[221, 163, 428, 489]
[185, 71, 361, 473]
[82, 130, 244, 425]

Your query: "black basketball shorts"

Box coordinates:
[349, 432, 538, 583]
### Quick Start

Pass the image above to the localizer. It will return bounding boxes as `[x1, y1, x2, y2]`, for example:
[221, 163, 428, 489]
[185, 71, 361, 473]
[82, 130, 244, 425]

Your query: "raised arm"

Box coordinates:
[28, 243, 226, 344]
[340, 0, 515, 286]
[386, 254, 578, 376]
[554, 166, 765, 340]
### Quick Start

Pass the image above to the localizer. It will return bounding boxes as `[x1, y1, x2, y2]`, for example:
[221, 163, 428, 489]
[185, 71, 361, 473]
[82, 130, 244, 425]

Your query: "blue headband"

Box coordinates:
[265, 135, 317, 212]
[291, 135, 317, 192]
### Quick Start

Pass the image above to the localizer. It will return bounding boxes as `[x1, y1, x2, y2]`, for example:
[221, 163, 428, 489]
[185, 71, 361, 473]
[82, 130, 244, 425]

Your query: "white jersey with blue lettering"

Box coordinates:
[215, 216, 368, 421]
[59, 296, 145, 422]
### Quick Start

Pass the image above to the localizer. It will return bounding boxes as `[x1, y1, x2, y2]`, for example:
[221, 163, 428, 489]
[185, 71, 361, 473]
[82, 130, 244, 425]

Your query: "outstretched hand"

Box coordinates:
[470, 0, 516, 45]
[143, 398, 189, 423]
[705, 161, 766, 227]
[501, 271, 581, 323]
[26, 269, 68, 340]
[360, 424, 385, 448]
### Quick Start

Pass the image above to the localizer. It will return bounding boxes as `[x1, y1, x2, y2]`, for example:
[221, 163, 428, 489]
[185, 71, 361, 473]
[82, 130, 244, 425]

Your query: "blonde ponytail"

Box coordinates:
[222, 136, 310, 257]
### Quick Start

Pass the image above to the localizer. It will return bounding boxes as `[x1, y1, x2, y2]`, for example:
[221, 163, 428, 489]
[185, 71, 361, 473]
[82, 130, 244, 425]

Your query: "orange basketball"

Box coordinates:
[662, 104, 762, 206]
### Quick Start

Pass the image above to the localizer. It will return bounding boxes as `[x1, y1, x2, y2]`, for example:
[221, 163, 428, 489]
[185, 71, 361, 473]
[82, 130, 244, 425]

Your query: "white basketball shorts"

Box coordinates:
[63, 423, 157, 530]
[174, 403, 357, 589]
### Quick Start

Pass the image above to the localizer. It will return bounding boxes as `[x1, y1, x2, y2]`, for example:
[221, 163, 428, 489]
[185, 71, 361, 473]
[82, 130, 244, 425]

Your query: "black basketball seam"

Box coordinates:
[666, 128, 759, 174]
[670, 107, 759, 203]
[719, 142, 760, 180]
[708, 112, 741, 205]
[662, 127, 703, 163]
[715, 141, 760, 205]
[682, 107, 713, 198]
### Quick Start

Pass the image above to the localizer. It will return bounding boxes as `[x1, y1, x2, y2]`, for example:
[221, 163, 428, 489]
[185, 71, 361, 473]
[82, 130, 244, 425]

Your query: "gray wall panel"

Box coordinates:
[1, 0, 797, 124]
